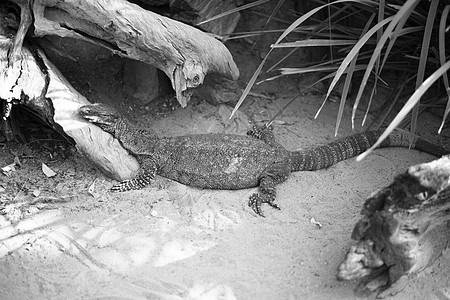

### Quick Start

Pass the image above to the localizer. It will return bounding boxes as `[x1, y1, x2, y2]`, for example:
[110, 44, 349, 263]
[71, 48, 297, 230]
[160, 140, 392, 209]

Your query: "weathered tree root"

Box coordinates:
[1, 36, 140, 181]
[1, 0, 240, 180]
[338, 156, 450, 297]
[7, 0, 239, 107]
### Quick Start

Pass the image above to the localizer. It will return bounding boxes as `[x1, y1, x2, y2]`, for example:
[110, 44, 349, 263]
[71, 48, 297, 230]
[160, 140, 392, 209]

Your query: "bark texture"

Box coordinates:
[338, 156, 450, 297]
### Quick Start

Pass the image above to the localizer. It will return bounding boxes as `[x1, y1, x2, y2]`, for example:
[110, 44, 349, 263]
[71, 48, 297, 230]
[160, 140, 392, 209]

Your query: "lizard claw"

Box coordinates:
[249, 193, 265, 217]
[110, 180, 132, 192]
[248, 193, 280, 217]
[110, 179, 145, 192]
[110, 173, 154, 192]
[247, 125, 273, 139]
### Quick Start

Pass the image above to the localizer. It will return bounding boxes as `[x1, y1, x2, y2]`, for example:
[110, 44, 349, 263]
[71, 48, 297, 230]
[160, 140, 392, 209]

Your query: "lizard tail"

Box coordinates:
[289, 130, 447, 172]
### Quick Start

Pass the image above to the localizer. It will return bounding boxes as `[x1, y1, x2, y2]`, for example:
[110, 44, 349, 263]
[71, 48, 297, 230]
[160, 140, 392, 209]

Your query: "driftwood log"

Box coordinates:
[0, 36, 140, 180]
[338, 156, 450, 297]
[119, 0, 241, 105]
[1, 0, 239, 179]
[132, 0, 241, 36]
[6, 0, 239, 107]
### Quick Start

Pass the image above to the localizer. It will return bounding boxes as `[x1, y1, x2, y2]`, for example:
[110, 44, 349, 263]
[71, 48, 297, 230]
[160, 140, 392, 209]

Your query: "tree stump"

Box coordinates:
[338, 156, 450, 297]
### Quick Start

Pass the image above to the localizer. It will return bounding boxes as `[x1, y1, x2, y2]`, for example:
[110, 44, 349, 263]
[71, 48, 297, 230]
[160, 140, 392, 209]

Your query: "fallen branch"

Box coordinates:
[0, 36, 140, 180]
[8, 0, 239, 107]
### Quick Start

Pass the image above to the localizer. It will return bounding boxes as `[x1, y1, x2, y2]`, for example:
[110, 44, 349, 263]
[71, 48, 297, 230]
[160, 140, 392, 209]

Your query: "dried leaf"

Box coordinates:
[14, 156, 21, 167]
[1, 162, 17, 176]
[42, 163, 56, 178]
[88, 179, 98, 197]
[310, 217, 323, 229]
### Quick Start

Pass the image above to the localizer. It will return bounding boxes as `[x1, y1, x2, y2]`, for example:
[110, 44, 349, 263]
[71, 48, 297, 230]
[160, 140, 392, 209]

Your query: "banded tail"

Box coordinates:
[290, 130, 447, 172]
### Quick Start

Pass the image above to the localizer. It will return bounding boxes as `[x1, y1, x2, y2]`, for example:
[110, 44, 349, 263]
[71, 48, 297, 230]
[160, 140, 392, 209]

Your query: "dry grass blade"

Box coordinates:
[368, 72, 409, 130]
[196, 0, 271, 26]
[380, 3, 417, 71]
[297, 67, 365, 93]
[273, 65, 370, 86]
[438, 5, 450, 133]
[361, 87, 377, 127]
[251, 0, 286, 49]
[272, 39, 358, 48]
[274, 0, 375, 45]
[377, 0, 385, 41]
[266, 47, 299, 72]
[261, 66, 346, 86]
[263, 0, 285, 29]
[280, 65, 341, 74]
[231, 0, 353, 118]
[266, 94, 301, 126]
[335, 13, 375, 136]
[315, 16, 393, 120]
[361, 0, 385, 128]
[231, 0, 376, 118]
[222, 26, 340, 42]
[410, 0, 439, 139]
[266, 3, 354, 72]
[351, 0, 420, 130]
[357, 60, 450, 161]
[230, 51, 271, 118]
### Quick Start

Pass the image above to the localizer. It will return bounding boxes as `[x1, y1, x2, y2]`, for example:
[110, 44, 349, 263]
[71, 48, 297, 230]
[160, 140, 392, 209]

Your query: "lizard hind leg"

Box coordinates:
[248, 162, 290, 217]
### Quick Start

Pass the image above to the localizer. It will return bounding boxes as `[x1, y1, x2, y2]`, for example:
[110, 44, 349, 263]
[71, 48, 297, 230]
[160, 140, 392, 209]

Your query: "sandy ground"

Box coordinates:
[1, 38, 450, 300]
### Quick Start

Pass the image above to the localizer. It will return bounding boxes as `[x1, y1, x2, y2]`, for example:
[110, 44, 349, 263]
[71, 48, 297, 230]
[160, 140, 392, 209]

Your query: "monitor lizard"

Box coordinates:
[79, 103, 446, 217]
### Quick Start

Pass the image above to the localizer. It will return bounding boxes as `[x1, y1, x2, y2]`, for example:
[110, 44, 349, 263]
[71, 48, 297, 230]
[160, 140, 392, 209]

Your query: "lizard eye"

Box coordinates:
[192, 75, 200, 86]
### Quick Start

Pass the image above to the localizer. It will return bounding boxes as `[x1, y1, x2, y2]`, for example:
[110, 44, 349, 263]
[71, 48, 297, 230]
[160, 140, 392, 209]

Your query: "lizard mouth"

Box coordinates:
[78, 108, 103, 124]
[78, 104, 119, 126]
[81, 114, 105, 124]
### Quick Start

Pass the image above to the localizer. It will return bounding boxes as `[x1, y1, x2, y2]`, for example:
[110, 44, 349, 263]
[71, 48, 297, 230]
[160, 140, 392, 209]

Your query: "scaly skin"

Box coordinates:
[79, 103, 446, 217]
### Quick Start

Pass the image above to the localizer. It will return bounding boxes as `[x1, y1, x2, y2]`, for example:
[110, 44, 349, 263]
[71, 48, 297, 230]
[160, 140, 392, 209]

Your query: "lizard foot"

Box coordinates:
[111, 173, 154, 192]
[247, 124, 273, 140]
[248, 192, 280, 217]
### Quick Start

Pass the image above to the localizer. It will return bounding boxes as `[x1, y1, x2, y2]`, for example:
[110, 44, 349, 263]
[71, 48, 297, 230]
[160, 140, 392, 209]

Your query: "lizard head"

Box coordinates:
[79, 103, 121, 134]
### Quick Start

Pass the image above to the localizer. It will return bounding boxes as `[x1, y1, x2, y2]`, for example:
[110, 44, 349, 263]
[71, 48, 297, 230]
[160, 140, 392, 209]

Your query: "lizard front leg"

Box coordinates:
[111, 156, 158, 192]
[248, 162, 290, 217]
